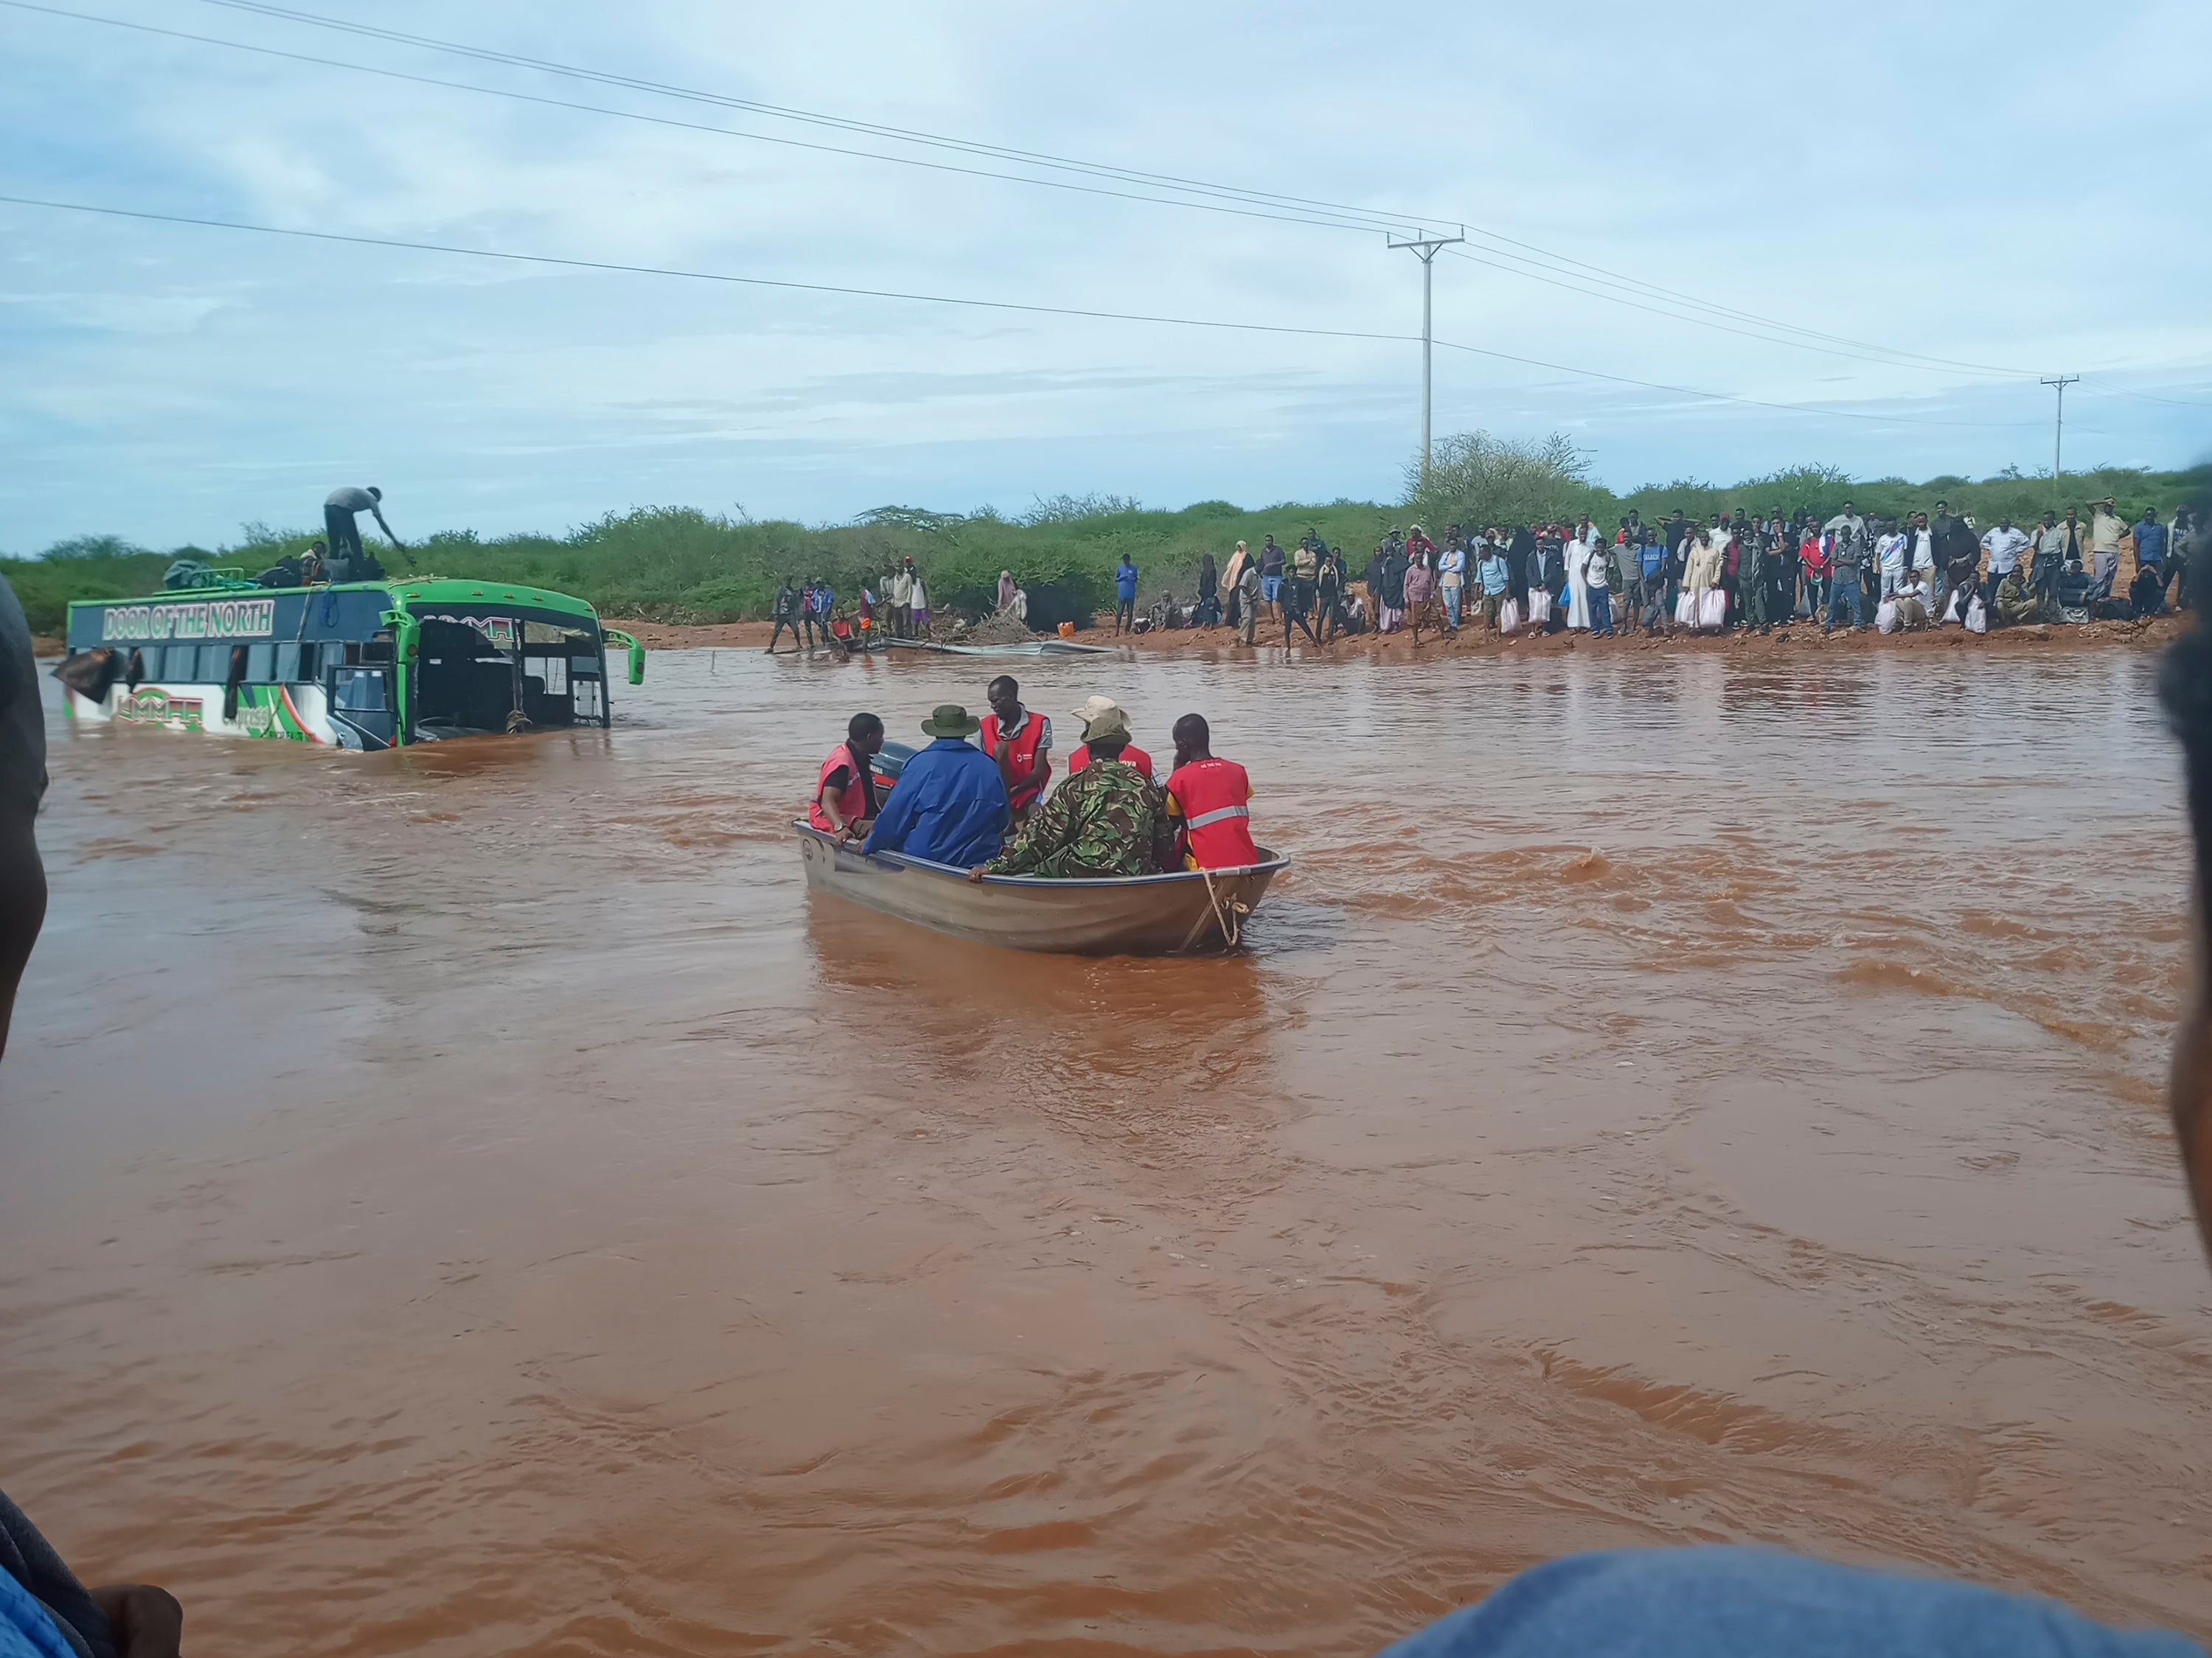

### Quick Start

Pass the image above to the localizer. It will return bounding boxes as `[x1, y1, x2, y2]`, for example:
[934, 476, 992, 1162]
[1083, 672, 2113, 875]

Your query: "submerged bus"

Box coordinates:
[60, 577, 644, 750]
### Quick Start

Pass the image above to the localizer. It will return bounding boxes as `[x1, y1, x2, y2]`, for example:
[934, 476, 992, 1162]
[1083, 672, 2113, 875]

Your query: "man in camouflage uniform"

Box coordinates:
[967, 706, 1174, 880]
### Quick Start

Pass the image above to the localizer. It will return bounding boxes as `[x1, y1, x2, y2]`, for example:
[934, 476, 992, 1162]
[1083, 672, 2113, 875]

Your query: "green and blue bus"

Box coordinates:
[60, 577, 644, 750]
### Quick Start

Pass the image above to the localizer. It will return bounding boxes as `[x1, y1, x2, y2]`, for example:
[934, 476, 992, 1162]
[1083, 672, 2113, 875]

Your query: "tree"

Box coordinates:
[1404, 431, 1590, 532]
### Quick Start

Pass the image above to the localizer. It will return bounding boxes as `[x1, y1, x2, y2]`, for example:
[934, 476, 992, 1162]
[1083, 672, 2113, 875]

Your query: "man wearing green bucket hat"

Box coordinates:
[858, 704, 1010, 868]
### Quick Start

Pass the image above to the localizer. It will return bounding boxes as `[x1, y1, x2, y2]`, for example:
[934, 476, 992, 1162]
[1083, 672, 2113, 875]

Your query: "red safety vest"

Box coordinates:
[1166, 757, 1258, 869]
[980, 709, 1051, 812]
[808, 742, 869, 832]
[1067, 742, 1153, 783]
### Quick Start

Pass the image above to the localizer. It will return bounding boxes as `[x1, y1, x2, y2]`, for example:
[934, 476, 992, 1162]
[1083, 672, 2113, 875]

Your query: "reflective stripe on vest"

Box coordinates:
[1167, 758, 1259, 869]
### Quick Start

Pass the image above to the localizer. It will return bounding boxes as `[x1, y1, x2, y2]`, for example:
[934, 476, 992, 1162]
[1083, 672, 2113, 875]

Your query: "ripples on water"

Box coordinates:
[8, 645, 2211, 1657]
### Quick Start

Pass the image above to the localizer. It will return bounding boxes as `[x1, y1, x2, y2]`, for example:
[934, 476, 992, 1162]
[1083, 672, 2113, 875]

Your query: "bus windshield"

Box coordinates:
[408, 605, 605, 738]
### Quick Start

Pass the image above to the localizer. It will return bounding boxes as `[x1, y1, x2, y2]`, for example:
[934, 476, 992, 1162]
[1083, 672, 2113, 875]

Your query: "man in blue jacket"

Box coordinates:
[1113, 556, 1139, 635]
[860, 705, 1009, 867]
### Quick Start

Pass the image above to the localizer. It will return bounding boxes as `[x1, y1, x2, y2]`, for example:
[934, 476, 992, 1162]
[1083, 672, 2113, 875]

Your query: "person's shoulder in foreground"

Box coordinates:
[1375, 1547, 2201, 1658]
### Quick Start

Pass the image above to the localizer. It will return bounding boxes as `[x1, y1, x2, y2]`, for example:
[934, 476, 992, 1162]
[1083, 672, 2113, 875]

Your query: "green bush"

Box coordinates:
[10, 457, 2204, 638]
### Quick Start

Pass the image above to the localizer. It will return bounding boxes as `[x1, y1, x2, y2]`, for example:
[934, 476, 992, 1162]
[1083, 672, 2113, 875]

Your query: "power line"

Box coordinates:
[2080, 375, 2212, 410]
[0, 190, 2046, 432]
[189, 0, 1431, 230]
[16, 0, 2204, 411]
[1438, 246, 2014, 377]
[0, 0, 1416, 239]
[1443, 245, 2026, 377]
[1430, 339, 2037, 431]
[160, 0, 2064, 378]
[0, 190, 1417, 343]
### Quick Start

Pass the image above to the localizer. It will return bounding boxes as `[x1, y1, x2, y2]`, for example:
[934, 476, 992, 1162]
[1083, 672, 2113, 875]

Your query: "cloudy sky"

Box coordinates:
[3, 0, 2208, 552]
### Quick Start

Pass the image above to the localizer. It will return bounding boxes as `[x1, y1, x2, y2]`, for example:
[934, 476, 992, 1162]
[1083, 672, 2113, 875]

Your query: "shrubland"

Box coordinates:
[10, 454, 2203, 636]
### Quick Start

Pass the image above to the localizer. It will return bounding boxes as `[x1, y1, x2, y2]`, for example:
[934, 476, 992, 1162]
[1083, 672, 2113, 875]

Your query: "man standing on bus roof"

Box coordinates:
[324, 486, 404, 582]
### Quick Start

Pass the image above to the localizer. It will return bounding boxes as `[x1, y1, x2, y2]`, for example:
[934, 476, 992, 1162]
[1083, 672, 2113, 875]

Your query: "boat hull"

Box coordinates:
[796, 823, 1284, 955]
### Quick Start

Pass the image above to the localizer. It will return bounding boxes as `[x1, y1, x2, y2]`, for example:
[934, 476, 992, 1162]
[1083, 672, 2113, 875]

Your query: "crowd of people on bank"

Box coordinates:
[1120, 498, 2202, 647]
[768, 555, 945, 654]
[760, 495, 2199, 656]
[807, 674, 1258, 881]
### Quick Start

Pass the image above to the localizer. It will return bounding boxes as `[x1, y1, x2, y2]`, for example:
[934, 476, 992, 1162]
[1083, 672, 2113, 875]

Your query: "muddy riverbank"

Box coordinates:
[611, 612, 2190, 662]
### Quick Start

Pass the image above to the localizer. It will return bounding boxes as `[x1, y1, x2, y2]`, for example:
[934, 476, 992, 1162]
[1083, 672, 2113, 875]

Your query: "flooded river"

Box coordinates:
[8, 644, 2211, 1656]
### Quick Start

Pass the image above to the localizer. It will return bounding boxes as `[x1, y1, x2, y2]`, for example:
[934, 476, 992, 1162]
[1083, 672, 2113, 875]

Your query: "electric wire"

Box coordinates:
[177, 0, 2212, 406]
[0, 190, 2047, 431]
[10, 0, 2201, 407]
[173, 0, 2080, 383]
[0, 0, 1421, 238]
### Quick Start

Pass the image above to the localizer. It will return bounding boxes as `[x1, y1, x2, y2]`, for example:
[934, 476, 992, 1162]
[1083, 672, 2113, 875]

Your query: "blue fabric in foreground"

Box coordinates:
[858, 737, 1009, 869]
[1377, 1548, 2202, 1658]
[0, 1572, 74, 1658]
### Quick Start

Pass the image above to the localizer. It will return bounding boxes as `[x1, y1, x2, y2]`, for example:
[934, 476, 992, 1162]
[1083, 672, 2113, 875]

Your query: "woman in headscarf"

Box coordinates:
[997, 570, 1018, 612]
[1197, 552, 1220, 627]
[1798, 523, 1829, 621]
[1506, 526, 1535, 608]
[1403, 540, 1443, 641]
[1541, 526, 1569, 607]
[1222, 540, 1250, 630]
[1380, 538, 1410, 633]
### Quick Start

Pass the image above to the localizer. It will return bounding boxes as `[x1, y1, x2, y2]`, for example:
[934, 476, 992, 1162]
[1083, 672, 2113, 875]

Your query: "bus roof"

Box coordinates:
[389, 578, 599, 619]
[66, 577, 600, 620]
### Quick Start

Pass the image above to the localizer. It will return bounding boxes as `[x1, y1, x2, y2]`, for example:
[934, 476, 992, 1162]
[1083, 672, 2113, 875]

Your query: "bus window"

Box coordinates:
[246, 643, 276, 682]
[298, 642, 320, 682]
[333, 668, 388, 712]
[275, 641, 302, 682]
[196, 644, 230, 681]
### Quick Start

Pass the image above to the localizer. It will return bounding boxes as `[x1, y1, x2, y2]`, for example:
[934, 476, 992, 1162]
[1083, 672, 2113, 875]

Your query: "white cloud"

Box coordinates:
[0, 0, 2207, 551]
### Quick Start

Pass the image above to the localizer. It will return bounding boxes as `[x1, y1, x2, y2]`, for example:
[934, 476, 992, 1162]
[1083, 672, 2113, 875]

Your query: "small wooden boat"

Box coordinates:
[796, 823, 1287, 955]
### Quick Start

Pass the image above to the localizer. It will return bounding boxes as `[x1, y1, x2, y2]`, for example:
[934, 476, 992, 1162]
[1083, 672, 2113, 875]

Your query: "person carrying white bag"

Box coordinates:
[1498, 596, 1523, 636]
[1964, 594, 1989, 635]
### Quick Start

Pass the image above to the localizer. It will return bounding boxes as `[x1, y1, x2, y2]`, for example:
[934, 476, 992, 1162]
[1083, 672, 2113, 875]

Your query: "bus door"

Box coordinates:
[327, 662, 395, 750]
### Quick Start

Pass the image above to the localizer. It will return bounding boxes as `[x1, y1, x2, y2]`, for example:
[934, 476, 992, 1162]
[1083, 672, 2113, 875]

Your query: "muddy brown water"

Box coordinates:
[8, 646, 2212, 1657]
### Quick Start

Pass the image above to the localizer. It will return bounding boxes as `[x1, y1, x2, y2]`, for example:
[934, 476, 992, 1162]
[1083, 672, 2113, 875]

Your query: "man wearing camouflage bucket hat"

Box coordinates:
[969, 702, 1175, 882]
[859, 703, 1010, 868]
[1065, 694, 1156, 783]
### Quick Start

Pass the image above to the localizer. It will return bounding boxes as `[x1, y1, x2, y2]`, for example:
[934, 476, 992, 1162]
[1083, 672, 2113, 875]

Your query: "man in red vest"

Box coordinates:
[981, 675, 1052, 821]
[1163, 713, 1259, 870]
[808, 711, 884, 838]
[1065, 695, 1154, 782]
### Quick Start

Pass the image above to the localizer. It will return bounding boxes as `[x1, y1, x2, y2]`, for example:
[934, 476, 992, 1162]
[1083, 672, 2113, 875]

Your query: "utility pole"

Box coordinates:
[1389, 229, 1465, 476]
[2041, 374, 2079, 488]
